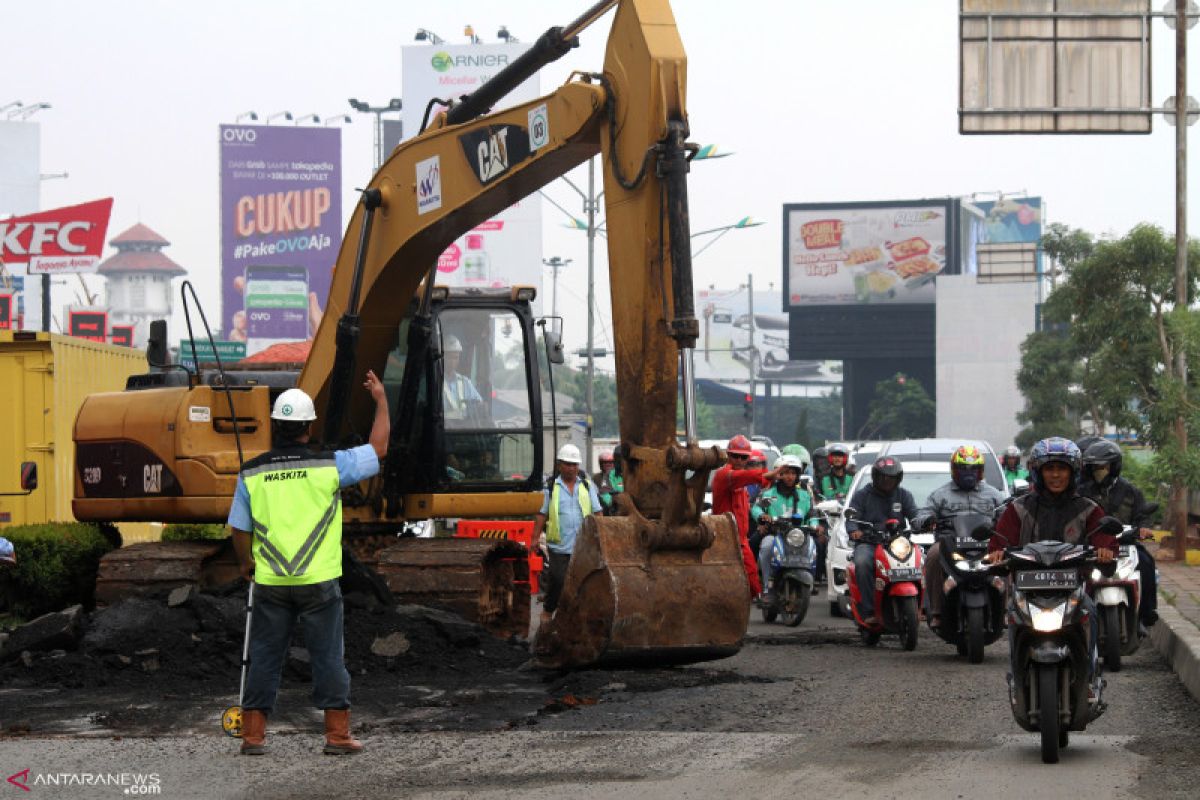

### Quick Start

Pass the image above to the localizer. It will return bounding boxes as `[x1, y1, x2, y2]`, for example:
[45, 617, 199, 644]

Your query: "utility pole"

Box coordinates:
[543, 256, 572, 319]
[1173, 0, 1190, 561]
[747, 273, 756, 437]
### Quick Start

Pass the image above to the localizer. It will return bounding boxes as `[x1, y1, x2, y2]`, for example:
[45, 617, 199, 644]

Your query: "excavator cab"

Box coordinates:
[373, 287, 545, 499]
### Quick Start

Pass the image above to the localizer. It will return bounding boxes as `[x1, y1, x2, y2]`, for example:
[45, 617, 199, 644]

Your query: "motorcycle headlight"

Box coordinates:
[787, 530, 806, 548]
[888, 536, 913, 561]
[1090, 568, 1102, 582]
[1030, 601, 1068, 632]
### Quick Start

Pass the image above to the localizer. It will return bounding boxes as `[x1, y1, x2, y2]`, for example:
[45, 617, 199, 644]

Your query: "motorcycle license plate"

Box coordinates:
[889, 568, 920, 580]
[1014, 569, 1077, 590]
[1118, 545, 1132, 558]
[956, 537, 987, 548]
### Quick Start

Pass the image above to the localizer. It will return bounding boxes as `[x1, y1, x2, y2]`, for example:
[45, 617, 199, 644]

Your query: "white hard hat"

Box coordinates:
[776, 454, 803, 471]
[444, 334, 463, 353]
[556, 444, 583, 464]
[272, 388, 317, 422]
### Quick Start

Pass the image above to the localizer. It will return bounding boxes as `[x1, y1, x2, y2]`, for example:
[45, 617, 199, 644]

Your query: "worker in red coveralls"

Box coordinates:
[711, 434, 780, 597]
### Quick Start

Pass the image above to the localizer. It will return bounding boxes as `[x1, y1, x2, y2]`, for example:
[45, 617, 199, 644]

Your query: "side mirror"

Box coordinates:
[971, 523, 993, 541]
[20, 462, 37, 493]
[1012, 479, 1030, 497]
[843, 507, 858, 521]
[147, 319, 169, 367]
[1098, 515, 1124, 535]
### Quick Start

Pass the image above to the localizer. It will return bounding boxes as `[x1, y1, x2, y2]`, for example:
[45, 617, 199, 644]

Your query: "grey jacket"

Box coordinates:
[913, 481, 1006, 532]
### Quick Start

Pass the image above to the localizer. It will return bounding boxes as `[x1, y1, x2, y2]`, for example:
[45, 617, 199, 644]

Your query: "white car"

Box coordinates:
[730, 313, 822, 377]
[823, 460, 1000, 618]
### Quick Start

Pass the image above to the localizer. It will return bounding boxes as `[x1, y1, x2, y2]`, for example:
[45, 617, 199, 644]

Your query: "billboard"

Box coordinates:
[784, 201, 951, 308]
[402, 43, 543, 299]
[0, 120, 40, 216]
[697, 287, 833, 383]
[0, 198, 114, 275]
[110, 325, 134, 347]
[67, 308, 107, 342]
[965, 196, 1044, 281]
[219, 125, 342, 357]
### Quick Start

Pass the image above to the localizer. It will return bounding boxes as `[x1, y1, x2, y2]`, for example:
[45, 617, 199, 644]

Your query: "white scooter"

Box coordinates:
[819, 499, 854, 618]
[1088, 518, 1152, 672]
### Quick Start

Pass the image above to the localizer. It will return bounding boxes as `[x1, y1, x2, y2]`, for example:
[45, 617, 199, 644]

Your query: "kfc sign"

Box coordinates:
[0, 198, 113, 274]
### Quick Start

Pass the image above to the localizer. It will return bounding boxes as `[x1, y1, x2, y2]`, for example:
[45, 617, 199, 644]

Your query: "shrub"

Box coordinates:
[0, 522, 114, 620]
[161, 523, 229, 542]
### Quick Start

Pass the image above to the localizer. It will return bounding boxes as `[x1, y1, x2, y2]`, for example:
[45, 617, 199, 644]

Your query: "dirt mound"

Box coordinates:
[0, 583, 530, 692]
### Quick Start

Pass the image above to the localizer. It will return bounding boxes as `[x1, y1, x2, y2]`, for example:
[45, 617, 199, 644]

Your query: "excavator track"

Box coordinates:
[375, 537, 532, 640]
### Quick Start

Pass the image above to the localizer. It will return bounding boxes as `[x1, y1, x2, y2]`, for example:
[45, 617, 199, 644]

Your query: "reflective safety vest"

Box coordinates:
[546, 477, 592, 545]
[242, 446, 343, 586]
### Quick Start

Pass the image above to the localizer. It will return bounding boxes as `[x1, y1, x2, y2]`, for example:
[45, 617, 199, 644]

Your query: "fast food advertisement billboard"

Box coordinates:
[401, 43, 542, 302]
[784, 200, 952, 309]
[219, 125, 342, 356]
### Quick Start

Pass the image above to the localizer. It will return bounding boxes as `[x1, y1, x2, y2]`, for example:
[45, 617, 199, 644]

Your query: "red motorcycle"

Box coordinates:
[845, 515, 924, 650]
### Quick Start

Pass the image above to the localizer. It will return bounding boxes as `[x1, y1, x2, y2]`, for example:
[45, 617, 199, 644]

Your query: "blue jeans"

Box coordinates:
[243, 579, 351, 713]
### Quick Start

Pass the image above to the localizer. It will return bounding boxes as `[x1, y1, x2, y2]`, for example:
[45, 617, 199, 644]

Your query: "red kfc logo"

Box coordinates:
[0, 198, 113, 274]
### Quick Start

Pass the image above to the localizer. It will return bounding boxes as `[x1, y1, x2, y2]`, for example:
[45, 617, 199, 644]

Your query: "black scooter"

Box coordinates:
[995, 518, 1121, 764]
[931, 511, 1007, 663]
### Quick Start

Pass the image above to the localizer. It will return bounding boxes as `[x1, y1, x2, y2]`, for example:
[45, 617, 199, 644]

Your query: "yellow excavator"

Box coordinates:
[73, 0, 751, 668]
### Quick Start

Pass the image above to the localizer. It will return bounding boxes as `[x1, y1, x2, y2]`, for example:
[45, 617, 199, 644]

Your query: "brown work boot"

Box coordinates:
[240, 709, 267, 756]
[323, 708, 363, 755]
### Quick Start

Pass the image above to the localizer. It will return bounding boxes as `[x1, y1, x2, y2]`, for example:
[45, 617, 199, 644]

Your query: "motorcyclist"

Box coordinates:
[811, 446, 830, 488]
[746, 450, 768, 502]
[985, 437, 1117, 684]
[913, 445, 1006, 631]
[846, 456, 918, 623]
[781, 444, 824, 579]
[818, 443, 854, 501]
[750, 454, 816, 604]
[1001, 445, 1030, 492]
[594, 448, 624, 514]
[1078, 439, 1159, 633]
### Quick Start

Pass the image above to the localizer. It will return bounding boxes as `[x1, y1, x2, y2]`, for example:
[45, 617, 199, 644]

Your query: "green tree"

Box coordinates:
[1017, 223, 1200, 555]
[859, 373, 934, 439]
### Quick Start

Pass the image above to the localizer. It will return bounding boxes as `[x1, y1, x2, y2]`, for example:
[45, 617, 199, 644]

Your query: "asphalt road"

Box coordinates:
[1, 597, 1198, 799]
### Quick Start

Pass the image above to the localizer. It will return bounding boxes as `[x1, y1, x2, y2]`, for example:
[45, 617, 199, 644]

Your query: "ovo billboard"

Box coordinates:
[219, 125, 342, 357]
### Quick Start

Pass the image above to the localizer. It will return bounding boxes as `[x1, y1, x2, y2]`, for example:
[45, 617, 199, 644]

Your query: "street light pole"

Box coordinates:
[747, 273, 756, 437]
[585, 157, 597, 470]
[1173, 0, 1190, 561]
[542, 256, 572, 318]
[348, 98, 402, 170]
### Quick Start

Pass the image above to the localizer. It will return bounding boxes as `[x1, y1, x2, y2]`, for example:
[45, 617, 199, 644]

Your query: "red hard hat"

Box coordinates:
[727, 435, 753, 456]
[750, 449, 765, 461]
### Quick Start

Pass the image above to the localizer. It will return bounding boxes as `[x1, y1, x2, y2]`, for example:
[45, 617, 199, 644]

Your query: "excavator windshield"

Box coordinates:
[379, 294, 542, 493]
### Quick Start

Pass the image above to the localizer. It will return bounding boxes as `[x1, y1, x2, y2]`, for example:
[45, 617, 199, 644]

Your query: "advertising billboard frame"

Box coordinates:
[783, 198, 957, 361]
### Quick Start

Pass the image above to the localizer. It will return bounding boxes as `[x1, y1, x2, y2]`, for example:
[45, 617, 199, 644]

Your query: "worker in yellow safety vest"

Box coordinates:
[228, 371, 389, 757]
[533, 443, 603, 628]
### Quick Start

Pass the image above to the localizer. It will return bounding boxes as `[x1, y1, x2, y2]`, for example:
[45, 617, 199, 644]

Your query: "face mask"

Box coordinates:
[1091, 466, 1110, 483]
[954, 472, 978, 491]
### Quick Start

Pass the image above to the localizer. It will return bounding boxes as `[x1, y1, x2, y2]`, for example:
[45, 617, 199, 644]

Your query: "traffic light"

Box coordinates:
[743, 393, 754, 422]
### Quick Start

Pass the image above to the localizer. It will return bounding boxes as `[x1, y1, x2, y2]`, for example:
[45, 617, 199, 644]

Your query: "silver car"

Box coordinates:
[823, 446, 1009, 618]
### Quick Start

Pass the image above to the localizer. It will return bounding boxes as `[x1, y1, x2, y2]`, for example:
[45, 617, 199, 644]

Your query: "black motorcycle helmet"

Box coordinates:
[1074, 435, 1103, 456]
[1082, 439, 1122, 485]
[871, 456, 904, 493]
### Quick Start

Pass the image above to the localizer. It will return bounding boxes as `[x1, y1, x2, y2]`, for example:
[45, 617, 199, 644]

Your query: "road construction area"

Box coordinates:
[1, 593, 1198, 800]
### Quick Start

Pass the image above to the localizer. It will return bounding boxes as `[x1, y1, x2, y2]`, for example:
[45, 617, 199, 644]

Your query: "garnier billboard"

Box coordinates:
[401, 43, 543, 301]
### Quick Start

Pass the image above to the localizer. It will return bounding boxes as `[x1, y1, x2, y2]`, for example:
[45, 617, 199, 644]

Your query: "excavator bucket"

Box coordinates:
[532, 511, 751, 669]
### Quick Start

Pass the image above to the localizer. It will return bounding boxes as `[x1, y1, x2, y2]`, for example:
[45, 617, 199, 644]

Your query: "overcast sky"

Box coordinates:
[4, 0, 1194, 362]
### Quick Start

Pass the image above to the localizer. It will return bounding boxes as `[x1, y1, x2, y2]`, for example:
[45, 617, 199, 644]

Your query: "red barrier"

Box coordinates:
[454, 520, 543, 594]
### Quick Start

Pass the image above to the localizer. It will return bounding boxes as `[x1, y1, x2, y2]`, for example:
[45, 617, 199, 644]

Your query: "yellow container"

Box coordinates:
[0, 331, 147, 527]
[1186, 549, 1200, 567]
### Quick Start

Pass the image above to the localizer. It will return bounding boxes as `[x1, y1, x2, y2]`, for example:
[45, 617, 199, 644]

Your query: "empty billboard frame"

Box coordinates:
[960, 0, 1153, 134]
